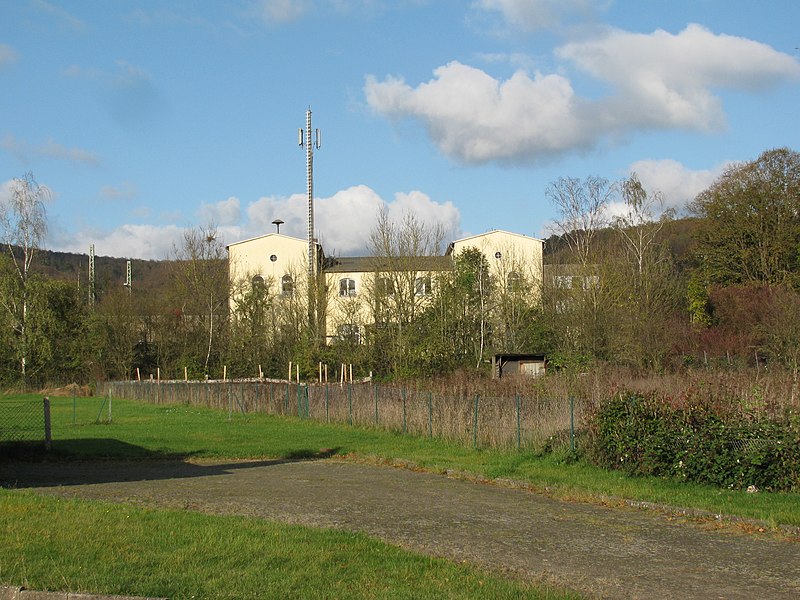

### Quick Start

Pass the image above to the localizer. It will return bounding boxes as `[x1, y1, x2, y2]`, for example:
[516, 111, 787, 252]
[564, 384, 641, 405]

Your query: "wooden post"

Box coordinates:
[288, 362, 292, 382]
[184, 366, 188, 381]
[223, 365, 227, 381]
[349, 364, 353, 383]
[296, 364, 300, 383]
[136, 367, 141, 382]
[259, 364, 263, 379]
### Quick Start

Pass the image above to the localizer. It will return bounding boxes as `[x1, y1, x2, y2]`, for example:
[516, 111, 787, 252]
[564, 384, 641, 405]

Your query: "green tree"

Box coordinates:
[0, 172, 49, 382]
[691, 147, 800, 287]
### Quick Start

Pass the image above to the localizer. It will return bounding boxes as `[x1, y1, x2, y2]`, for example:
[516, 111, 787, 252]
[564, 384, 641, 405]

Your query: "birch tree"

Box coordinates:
[0, 172, 49, 381]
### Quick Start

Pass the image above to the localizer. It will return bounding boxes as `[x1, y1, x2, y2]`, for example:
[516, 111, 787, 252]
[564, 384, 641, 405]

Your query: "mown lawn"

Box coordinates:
[2, 393, 798, 598]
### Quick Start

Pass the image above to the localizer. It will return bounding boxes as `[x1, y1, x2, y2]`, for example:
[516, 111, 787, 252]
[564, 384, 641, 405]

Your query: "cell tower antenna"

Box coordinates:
[88, 244, 95, 307]
[298, 107, 321, 279]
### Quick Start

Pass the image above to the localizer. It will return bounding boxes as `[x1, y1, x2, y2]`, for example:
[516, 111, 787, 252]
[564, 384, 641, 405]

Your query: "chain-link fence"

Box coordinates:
[0, 397, 51, 448]
[100, 379, 587, 452]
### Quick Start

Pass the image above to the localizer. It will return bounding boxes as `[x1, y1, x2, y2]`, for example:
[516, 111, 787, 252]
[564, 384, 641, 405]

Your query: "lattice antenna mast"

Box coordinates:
[124, 259, 132, 295]
[88, 244, 95, 307]
[298, 107, 321, 278]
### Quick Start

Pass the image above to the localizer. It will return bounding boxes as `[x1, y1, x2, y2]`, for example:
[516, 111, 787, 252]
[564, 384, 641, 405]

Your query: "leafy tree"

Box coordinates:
[0, 172, 49, 382]
[691, 147, 800, 287]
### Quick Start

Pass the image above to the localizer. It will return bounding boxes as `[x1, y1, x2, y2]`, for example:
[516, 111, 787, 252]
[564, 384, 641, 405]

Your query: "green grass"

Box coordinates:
[0, 490, 572, 599]
[4, 393, 797, 598]
[6, 393, 800, 528]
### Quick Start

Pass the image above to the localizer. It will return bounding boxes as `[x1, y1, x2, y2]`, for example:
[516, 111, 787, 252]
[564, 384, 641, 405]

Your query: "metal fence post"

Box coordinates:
[348, 383, 353, 426]
[473, 394, 480, 449]
[43, 397, 51, 450]
[402, 387, 407, 434]
[428, 391, 433, 439]
[570, 396, 575, 453]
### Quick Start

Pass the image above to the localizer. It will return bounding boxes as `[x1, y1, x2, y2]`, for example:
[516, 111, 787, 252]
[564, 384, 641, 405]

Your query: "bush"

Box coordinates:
[586, 392, 800, 492]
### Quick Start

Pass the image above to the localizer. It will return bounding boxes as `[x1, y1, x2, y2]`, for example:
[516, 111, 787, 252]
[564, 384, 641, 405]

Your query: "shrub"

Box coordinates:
[586, 392, 800, 492]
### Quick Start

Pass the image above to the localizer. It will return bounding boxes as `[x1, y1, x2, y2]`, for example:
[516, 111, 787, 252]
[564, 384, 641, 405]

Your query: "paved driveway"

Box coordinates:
[2, 459, 799, 599]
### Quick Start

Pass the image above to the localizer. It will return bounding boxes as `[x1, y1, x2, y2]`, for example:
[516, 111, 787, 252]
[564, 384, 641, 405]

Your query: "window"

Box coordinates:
[339, 278, 356, 296]
[554, 275, 572, 289]
[376, 276, 394, 296]
[337, 323, 360, 344]
[506, 271, 521, 293]
[415, 276, 432, 296]
[281, 274, 294, 296]
[251, 275, 264, 289]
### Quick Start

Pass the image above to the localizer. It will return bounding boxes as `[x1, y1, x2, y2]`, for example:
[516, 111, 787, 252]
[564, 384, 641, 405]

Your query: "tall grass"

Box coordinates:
[100, 367, 800, 455]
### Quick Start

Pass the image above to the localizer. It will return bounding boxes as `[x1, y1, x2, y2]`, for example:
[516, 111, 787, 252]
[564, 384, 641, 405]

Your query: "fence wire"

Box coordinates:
[0, 398, 46, 443]
[99, 380, 586, 452]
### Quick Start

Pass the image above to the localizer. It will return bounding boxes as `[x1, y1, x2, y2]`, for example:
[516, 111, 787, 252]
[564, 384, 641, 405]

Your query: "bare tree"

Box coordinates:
[169, 224, 228, 376]
[546, 175, 614, 267]
[0, 172, 49, 380]
[613, 173, 674, 279]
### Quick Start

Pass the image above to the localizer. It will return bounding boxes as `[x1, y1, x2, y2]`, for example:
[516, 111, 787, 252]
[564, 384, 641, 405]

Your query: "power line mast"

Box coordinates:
[124, 259, 132, 294]
[88, 244, 95, 307]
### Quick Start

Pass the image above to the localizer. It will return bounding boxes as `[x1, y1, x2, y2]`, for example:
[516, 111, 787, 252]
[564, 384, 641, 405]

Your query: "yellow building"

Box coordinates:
[227, 229, 544, 344]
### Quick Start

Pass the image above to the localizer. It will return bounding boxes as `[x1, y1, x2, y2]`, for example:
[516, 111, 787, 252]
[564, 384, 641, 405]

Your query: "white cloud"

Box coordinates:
[57, 185, 460, 260]
[625, 158, 726, 212]
[557, 24, 800, 131]
[246, 185, 460, 255]
[52, 224, 184, 260]
[252, 0, 312, 24]
[198, 196, 241, 226]
[365, 25, 800, 165]
[0, 44, 18, 68]
[1, 134, 100, 166]
[473, 0, 602, 32]
[366, 62, 590, 164]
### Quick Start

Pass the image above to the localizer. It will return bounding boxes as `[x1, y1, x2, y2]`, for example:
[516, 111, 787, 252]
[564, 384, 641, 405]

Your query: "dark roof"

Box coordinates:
[324, 255, 453, 274]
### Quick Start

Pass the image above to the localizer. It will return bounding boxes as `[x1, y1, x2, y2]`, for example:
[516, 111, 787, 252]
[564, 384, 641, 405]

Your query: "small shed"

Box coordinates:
[491, 353, 546, 379]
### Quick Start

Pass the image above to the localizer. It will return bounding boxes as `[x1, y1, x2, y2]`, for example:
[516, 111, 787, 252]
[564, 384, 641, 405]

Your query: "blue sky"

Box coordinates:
[1, 0, 798, 260]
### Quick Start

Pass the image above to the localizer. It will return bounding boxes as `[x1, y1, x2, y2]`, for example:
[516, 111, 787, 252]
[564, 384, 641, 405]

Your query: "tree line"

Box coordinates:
[2, 147, 799, 387]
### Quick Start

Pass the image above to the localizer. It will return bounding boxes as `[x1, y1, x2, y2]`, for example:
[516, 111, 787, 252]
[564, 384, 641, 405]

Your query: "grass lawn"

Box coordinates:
[2, 393, 798, 598]
[1, 490, 573, 599]
[27, 394, 800, 529]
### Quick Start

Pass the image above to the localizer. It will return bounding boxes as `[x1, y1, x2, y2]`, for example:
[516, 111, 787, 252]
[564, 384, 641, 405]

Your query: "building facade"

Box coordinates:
[227, 229, 544, 344]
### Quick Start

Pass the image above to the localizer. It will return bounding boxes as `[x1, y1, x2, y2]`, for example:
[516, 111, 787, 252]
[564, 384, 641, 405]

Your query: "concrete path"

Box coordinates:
[2, 459, 799, 599]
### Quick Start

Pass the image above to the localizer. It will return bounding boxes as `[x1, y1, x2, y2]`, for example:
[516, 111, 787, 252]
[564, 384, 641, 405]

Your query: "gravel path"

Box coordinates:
[2, 458, 799, 599]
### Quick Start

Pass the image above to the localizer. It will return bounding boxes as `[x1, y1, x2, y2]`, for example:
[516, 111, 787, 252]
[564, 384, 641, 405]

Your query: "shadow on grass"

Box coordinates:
[0, 440, 341, 489]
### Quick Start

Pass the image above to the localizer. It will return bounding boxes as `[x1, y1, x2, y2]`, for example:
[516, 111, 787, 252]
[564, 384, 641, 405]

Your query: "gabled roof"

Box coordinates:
[226, 232, 306, 249]
[445, 229, 544, 255]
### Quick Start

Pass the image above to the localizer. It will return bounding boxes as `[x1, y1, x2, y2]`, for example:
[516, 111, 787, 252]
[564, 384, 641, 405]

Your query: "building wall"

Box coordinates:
[323, 268, 439, 341]
[228, 233, 308, 303]
[227, 229, 544, 343]
[449, 230, 544, 289]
